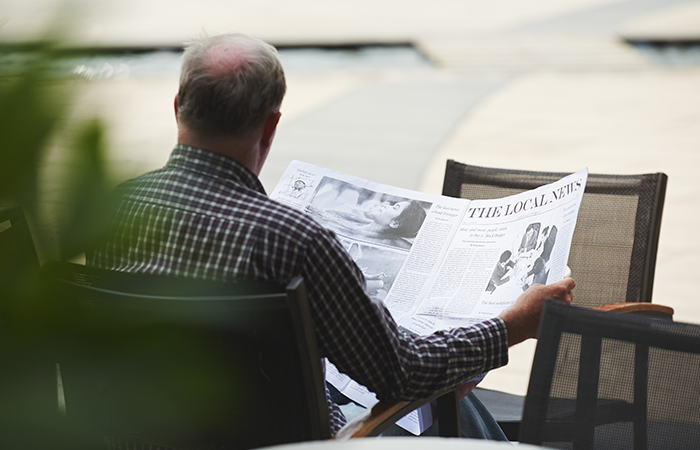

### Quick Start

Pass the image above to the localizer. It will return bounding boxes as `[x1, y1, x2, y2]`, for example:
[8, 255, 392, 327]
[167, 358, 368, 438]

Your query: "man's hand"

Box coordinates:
[499, 278, 575, 347]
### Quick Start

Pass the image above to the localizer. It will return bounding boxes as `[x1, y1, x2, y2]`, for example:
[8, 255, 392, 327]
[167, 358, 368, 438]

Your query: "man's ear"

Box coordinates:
[174, 94, 179, 124]
[389, 220, 401, 229]
[260, 111, 282, 151]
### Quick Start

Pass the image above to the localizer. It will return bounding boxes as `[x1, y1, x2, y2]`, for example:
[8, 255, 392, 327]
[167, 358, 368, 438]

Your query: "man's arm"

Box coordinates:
[303, 230, 512, 402]
[302, 227, 574, 401]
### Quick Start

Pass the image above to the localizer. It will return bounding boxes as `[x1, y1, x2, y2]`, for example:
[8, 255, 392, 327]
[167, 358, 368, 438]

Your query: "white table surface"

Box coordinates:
[260, 437, 543, 450]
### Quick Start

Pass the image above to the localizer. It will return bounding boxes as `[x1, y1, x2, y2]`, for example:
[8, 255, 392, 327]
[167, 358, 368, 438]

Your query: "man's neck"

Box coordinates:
[177, 128, 263, 176]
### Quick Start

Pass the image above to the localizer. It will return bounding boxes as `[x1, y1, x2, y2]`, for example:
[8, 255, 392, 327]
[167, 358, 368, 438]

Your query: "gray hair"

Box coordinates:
[177, 33, 286, 137]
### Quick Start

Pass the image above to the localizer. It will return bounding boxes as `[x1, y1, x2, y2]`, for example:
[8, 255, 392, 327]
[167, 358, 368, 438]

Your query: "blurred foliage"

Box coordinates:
[0, 39, 116, 449]
[0, 37, 249, 450]
[1, 45, 61, 216]
[56, 119, 115, 260]
[0, 40, 114, 260]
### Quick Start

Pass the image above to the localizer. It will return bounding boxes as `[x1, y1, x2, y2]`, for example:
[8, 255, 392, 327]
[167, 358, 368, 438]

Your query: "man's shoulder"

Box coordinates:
[114, 167, 330, 241]
[244, 192, 330, 237]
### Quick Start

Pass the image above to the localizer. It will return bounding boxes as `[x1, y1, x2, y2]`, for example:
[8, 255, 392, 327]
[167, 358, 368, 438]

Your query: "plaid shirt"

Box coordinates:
[88, 145, 509, 435]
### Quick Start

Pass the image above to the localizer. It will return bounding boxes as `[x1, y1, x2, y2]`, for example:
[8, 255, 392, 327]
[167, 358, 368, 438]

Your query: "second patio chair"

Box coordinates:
[441, 160, 669, 440]
[521, 299, 699, 449]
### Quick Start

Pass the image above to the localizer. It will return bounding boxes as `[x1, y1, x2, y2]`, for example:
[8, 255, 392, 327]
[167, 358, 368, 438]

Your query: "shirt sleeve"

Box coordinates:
[300, 228, 509, 404]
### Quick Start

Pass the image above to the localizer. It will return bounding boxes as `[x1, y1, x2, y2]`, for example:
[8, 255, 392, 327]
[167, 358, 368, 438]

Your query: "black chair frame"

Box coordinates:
[521, 300, 697, 450]
[40, 260, 330, 450]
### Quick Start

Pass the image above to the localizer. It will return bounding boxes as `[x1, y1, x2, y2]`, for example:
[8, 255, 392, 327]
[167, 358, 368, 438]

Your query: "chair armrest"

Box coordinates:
[336, 302, 674, 439]
[594, 302, 674, 319]
[333, 388, 459, 439]
[333, 400, 416, 439]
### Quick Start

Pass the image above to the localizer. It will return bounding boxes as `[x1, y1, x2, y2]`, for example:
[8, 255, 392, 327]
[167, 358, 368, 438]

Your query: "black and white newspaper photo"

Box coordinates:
[305, 176, 431, 250]
[270, 160, 588, 434]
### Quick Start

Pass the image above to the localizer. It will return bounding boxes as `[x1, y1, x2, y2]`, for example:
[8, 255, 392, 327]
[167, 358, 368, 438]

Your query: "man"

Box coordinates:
[88, 33, 575, 438]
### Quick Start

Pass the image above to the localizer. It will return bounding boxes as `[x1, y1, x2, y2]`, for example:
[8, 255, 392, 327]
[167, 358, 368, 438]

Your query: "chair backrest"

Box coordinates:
[441, 160, 667, 307]
[0, 207, 58, 448]
[520, 300, 700, 449]
[0, 206, 40, 307]
[40, 260, 330, 450]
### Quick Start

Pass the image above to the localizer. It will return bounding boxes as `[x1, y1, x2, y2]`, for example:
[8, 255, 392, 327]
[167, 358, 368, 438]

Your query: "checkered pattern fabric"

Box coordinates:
[88, 145, 509, 435]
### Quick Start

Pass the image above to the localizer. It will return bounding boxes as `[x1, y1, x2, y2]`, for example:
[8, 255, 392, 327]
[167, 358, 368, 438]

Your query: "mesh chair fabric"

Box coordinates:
[521, 300, 700, 450]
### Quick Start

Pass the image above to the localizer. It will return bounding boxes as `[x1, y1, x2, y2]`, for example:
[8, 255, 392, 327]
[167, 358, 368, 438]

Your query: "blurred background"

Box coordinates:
[2, 0, 699, 397]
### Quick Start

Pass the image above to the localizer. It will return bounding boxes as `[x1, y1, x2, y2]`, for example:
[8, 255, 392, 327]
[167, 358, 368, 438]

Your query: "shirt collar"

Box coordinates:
[166, 144, 267, 195]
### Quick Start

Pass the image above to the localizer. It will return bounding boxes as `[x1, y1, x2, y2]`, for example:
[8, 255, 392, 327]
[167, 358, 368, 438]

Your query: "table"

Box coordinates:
[260, 437, 544, 450]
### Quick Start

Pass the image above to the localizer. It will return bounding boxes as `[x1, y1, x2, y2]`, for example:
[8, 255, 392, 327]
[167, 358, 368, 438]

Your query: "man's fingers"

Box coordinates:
[536, 278, 575, 305]
[562, 277, 575, 304]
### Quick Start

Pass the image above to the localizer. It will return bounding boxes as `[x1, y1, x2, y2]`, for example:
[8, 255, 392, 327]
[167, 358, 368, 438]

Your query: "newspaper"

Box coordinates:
[270, 161, 588, 435]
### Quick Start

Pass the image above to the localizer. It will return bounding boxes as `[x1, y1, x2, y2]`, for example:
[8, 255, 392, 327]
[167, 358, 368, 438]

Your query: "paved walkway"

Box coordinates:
[6, 0, 700, 395]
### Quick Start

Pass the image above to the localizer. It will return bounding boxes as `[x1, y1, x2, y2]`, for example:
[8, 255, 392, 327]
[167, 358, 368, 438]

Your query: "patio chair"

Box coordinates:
[441, 160, 668, 439]
[41, 260, 329, 449]
[0, 206, 61, 447]
[520, 299, 699, 449]
[0, 205, 40, 306]
[40, 260, 461, 449]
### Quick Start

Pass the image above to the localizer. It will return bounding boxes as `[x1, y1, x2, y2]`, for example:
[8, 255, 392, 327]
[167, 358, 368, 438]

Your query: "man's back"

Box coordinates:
[90, 145, 321, 282]
[89, 145, 510, 436]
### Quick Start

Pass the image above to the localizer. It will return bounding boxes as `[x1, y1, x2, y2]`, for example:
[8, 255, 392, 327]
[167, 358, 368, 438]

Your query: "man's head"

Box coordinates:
[526, 223, 540, 238]
[499, 250, 512, 263]
[177, 33, 286, 139]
